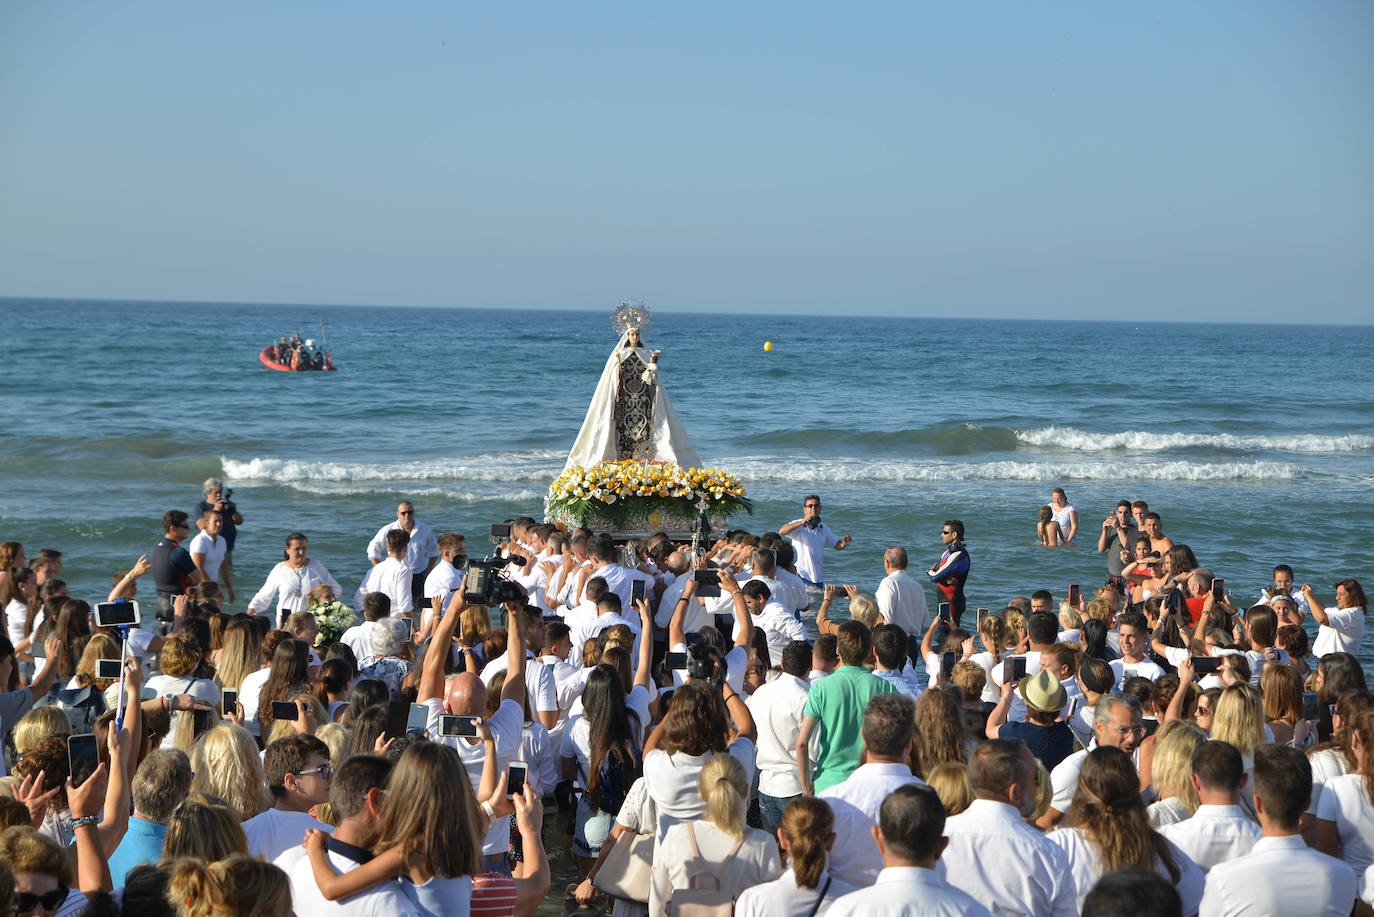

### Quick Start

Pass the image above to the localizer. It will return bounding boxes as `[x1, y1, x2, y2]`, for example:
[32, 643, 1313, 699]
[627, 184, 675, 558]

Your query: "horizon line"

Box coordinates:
[0, 293, 1369, 328]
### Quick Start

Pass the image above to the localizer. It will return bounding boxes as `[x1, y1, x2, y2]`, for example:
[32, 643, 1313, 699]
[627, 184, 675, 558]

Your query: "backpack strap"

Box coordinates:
[805, 877, 833, 917]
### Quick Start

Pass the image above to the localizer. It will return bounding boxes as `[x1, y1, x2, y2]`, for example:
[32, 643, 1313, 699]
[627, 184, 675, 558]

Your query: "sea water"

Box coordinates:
[1, 298, 1371, 668]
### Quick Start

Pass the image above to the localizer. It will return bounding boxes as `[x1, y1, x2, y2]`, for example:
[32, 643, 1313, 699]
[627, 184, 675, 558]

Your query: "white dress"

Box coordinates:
[564, 332, 701, 471]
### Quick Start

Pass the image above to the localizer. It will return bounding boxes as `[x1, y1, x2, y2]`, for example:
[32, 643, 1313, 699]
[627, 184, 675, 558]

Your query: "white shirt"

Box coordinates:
[1048, 826, 1204, 916]
[828, 867, 990, 917]
[788, 522, 839, 585]
[937, 799, 1076, 917]
[238, 667, 269, 737]
[354, 556, 413, 616]
[1111, 657, 1166, 687]
[649, 822, 781, 917]
[425, 695, 522, 855]
[872, 668, 924, 701]
[1308, 747, 1350, 815]
[283, 841, 420, 917]
[1158, 803, 1262, 872]
[1318, 773, 1374, 873]
[571, 609, 642, 663]
[989, 651, 1045, 723]
[1048, 747, 1089, 815]
[242, 807, 332, 862]
[1200, 834, 1356, 917]
[746, 673, 813, 798]
[340, 621, 381, 666]
[774, 568, 812, 614]
[1314, 606, 1366, 658]
[643, 741, 757, 842]
[735, 867, 857, 917]
[746, 599, 808, 662]
[187, 531, 228, 580]
[247, 560, 341, 616]
[819, 762, 925, 887]
[479, 651, 559, 716]
[875, 569, 929, 635]
[587, 562, 652, 612]
[365, 520, 438, 575]
[654, 577, 712, 635]
[422, 559, 463, 603]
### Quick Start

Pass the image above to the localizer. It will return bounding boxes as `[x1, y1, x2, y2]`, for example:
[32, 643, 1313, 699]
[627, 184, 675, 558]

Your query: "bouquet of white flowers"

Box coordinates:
[309, 599, 357, 647]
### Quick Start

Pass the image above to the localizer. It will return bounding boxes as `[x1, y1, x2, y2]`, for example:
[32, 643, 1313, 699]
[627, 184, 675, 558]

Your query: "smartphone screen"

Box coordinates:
[94, 601, 141, 628]
[695, 569, 721, 598]
[1192, 656, 1222, 676]
[222, 689, 238, 717]
[976, 607, 989, 624]
[407, 703, 428, 735]
[1303, 691, 1320, 721]
[631, 579, 647, 603]
[384, 699, 410, 741]
[940, 651, 957, 680]
[270, 700, 299, 721]
[192, 708, 213, 735]
[666, 651, 689, 671]
[938, 602, 952, 625]
[1066, 695, 1083, 719]
[507, 761, 528, 797]
[1068, 584, 1081, 606]
[68, 733, 99, 787]
[278, 606, 293, 628]
[1003, 657, 1027, 683]
[440, 714, 480, 737]
[96, 659, 123, 680]
[1212, 578, 1225, 602]
[490, 523, 512, 540]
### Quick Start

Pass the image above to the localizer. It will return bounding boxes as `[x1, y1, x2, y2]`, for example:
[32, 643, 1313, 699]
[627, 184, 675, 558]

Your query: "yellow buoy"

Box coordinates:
[763, 341, 773, 352]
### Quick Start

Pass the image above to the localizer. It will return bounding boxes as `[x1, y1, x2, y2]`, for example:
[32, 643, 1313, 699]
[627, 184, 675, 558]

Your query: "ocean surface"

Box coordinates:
[2, 298, 1372, 669]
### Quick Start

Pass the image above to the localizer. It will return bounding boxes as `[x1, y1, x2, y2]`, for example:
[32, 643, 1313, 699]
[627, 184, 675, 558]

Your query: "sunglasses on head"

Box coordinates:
[17, 888, 69, 913]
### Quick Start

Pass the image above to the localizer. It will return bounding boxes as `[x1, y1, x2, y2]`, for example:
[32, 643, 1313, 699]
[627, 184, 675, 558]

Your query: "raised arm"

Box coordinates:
[1303, 585, 1331, 626]
[501, 602, 526, 707]
[721, 570, 752, 651]
[633, 597, 653, 690]
[419, 585, 466, 703]
[779, 519, 805, 537]
[669, 575, 699, 648]
[107, 555, 152, 602]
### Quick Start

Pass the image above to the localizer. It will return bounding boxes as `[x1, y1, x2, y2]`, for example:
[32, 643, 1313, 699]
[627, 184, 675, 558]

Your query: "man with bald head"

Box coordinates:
[875, 546, 929, 668]
[419, 587, 526, 874]
[366, 501, 439, 605]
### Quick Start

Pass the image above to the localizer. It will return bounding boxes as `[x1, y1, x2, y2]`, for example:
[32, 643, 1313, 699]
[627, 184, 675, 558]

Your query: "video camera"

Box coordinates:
[463, 524, 528, 606]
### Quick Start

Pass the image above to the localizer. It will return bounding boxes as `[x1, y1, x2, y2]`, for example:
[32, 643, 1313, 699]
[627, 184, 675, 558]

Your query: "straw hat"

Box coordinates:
[1019, 669, 1068, 714]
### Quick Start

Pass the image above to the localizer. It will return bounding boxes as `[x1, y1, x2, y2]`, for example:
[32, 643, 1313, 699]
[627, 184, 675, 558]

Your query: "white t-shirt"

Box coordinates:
[1111, 657, 1166, 687]
[187, 531, 228, 580]
[787, 522, 839, 584]
[423, 560, 463, 602]
[478, 652, 559, 716]
[239, 667, 271, 737]
[1314, 607, 1366, 658]
[643, 740, 757, 842]
[1318, 774, 1374, 874]
[284, 843, 419, 916]
[146, 673, 220, 747]
[366, 520, 439, 575]
[242, 807, 332, 862]
[353, 556, 412, 616]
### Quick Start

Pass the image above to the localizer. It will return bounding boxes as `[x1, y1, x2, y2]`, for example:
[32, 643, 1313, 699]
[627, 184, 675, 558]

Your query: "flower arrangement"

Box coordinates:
[309, 599, 358, 647]
[547, 460, 752, 530]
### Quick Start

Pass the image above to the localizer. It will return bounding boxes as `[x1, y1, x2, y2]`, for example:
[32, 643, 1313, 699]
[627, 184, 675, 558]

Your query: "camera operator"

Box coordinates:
[194, 477, 243, 571]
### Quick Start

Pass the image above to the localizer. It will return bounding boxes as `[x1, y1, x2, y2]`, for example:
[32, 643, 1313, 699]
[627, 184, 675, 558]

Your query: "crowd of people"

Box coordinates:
[0, 483, 1369, 917]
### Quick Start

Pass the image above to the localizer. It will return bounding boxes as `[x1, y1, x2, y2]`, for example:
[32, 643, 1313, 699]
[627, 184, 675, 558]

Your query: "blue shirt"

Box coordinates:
[108, 816, 167, 886]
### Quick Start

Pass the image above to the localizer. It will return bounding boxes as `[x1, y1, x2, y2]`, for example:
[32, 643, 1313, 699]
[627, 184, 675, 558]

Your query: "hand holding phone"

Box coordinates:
[68, 733, 100, 788]
[506, 761, 528, 797]
[222, 689, 238, 717]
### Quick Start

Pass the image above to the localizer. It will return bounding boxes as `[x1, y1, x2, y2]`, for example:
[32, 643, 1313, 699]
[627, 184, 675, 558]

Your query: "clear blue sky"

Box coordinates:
[2, 2, 1370, 322]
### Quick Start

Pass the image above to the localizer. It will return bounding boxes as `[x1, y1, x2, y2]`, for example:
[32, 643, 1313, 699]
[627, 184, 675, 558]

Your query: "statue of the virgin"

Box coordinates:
[563, 301, 702, 472]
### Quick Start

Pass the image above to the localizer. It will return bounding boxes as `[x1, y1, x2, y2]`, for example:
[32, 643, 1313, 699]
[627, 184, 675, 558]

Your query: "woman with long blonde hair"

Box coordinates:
[160, 791, 249, 863]
[1145, 721, 1208, 827]
[735, 797, 856, 916]
[650, 753, 781, 915]
[910, 685, 968, 779]
[188, 724, 270, 821]
[1211, 682, 1265, 762]
[1050, 746, 1204, 914]
[213, 618, 261, 692]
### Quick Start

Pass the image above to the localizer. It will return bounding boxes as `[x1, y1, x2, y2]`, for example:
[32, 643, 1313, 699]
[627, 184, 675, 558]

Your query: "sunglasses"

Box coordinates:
[399, 510, 414, 515]
[16, 888, 69, 913]
[296, 764, 333, 779]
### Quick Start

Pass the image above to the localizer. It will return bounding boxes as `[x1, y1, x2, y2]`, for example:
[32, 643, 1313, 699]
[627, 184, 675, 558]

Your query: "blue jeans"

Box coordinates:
[757, 791, 799, 834]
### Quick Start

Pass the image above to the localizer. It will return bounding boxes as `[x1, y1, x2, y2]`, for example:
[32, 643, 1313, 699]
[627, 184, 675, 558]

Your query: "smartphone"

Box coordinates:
[384, 699, 410, 741]
[631, 579, 647, 604]
[406, 703, 428, 736]
[1303, 691, 1321, 721]
[940, 651, 957, 680]
[1002, 657, 1027, 683]
[399, 616, 414, 639]
[666, 651, 689, 671]
[221, 688, 238, 717]
[30, 639, 45, 659]
[192, 708, 213, 735]
[1065, 695, 1083, 719]
[1212, 578, 1225, 603]
[976, 607, 989, 624]
[93, 601, 141, 628]
[938, 603, 952, 626]
[270, 700, 299, 720]
[278, 606, 293, 628]
[490, 523, 512, 541]
[507, 760, 528, 797]
[95, 659, 123, 680]
[68, 733, 99, 788]
[1192, 657, 1222, 676]
[1068, 584, 1081, 606]
[1167, 590, 1183, 614]
[695, 569, 721, 598]
[440, 714, 481, 738]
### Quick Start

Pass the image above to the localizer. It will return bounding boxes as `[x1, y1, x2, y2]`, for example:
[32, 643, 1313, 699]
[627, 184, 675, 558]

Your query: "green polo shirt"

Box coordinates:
[802, 665, 898, 792]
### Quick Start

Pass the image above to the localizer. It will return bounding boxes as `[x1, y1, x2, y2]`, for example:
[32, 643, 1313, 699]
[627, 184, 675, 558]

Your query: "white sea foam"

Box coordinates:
[722, 457, 1300, 484]
[220, 451, 564, 484]
[1015, 426, 1373, 454]
[285, 483, 548, 502]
